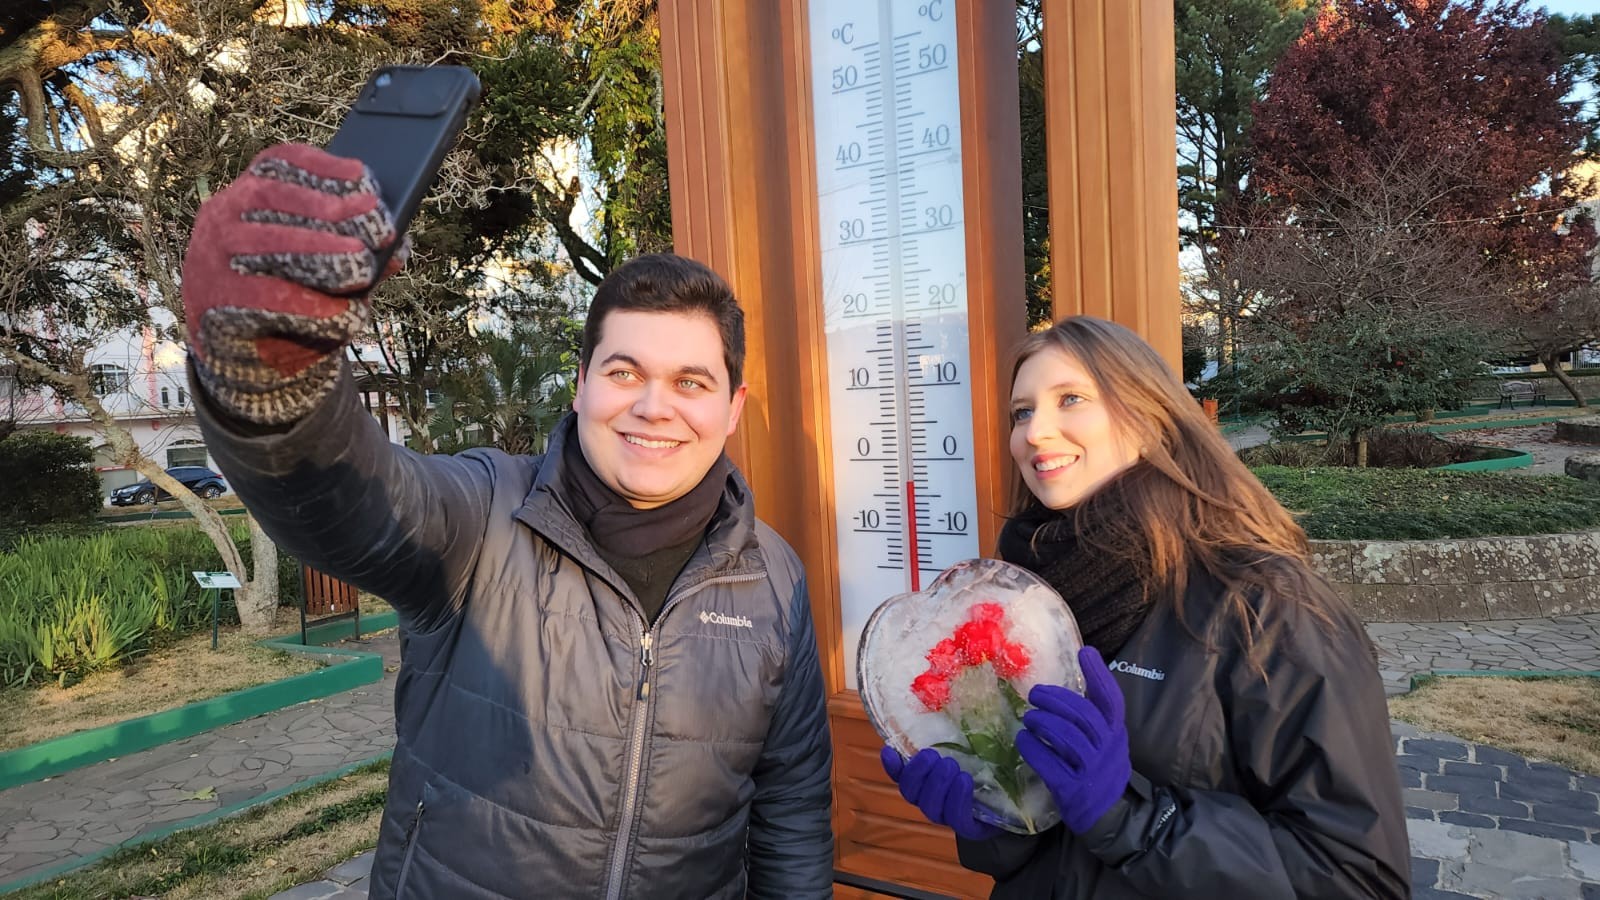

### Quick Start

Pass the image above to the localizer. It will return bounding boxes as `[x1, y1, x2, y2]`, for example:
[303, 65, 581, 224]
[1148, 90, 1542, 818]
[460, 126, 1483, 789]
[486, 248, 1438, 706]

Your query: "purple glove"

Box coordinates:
[1016, 646, 1132, 834]
[880, 747, 1003, 841]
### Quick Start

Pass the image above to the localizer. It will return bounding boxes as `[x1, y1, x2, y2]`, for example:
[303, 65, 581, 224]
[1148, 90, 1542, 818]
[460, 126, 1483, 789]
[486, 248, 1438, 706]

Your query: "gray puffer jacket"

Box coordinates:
[195, 368, 834, 900]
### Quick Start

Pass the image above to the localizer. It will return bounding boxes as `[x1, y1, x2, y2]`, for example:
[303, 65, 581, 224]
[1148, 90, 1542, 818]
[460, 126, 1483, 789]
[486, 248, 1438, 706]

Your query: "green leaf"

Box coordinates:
[999, 678, 1029, 719]
[931, 740, 972, 756]
[967, 731, 1008, 765]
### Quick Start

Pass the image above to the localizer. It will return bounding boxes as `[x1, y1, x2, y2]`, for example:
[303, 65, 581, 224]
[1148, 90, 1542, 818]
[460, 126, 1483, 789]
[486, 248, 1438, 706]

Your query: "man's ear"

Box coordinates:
[726, 383, 749, 435]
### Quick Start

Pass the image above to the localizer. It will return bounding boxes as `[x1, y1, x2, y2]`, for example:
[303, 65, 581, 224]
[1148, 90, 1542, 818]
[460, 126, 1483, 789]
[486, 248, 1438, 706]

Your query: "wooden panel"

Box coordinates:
[956, 0, 1028, 553]
[1042, 0, 1182, 367]
[834, 886, 905, 900]
[832, 701, 992, 899]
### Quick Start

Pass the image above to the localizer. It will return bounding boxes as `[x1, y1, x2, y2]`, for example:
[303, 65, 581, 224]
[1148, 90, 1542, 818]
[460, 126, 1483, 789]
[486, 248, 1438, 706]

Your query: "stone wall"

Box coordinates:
[1312, 531, 1600, 622]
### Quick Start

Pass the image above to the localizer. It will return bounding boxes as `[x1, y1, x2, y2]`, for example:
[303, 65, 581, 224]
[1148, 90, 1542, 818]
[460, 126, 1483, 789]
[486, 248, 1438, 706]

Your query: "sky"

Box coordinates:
[1536, 1, 1599, 17]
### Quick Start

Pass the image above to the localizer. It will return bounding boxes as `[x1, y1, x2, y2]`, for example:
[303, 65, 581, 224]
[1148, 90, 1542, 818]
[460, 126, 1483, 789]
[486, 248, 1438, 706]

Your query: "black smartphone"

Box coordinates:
[325, 65, 482, 289]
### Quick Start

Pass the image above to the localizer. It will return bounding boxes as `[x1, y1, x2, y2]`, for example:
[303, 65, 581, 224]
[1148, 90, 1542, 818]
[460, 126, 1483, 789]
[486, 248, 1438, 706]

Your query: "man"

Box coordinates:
[182, 143, 833, 899]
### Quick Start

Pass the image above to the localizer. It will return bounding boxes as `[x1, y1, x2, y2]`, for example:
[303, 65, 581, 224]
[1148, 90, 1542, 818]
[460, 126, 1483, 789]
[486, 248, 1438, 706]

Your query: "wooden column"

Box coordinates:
[1043, 0, 1181, 368]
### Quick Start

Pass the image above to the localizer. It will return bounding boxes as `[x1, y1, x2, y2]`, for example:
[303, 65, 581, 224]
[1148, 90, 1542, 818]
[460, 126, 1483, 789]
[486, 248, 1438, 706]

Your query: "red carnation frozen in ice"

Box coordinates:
[857, 558, 1086, 835]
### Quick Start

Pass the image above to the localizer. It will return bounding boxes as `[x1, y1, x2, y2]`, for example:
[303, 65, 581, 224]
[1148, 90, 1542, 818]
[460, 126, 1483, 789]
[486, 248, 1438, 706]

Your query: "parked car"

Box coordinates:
[109, 466, 228, 505]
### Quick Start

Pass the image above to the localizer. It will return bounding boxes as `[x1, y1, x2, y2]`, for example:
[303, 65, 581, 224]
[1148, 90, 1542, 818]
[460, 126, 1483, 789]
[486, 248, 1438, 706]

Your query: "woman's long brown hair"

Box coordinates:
[1007, 316, 1338, 664]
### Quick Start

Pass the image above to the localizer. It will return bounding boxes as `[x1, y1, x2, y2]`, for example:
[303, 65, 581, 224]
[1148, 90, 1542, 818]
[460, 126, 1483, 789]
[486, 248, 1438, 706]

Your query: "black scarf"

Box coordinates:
[996, 467, 1156, 658]
[561, 425, 731, 556]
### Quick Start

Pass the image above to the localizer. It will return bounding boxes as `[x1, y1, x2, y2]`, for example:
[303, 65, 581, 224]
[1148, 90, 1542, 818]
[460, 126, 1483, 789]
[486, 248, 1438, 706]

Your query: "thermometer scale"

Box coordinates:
[808, 0, 980, 686]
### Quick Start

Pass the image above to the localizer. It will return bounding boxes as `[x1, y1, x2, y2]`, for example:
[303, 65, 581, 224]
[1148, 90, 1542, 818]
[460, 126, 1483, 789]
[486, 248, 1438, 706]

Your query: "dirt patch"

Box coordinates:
[0, 626, 324, 752]
[1389, 675, 1600, 775]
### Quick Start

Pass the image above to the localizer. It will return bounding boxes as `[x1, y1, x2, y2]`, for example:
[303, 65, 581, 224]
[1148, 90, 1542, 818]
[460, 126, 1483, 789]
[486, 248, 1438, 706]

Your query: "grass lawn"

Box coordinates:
[9, 760, 389, 900]
[0, 626, 324, 753]
[1390, 676, 1600, 775]
[1254, 465, 1600, 540]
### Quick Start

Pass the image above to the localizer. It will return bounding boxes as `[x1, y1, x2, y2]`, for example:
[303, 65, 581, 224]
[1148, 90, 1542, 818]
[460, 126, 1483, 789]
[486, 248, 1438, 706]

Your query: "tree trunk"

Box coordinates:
[0, 348, 280, 631]
[1355, 435, 1369, 468]
[1541, 352, 1588, 408]
[241, 515, 280, 633]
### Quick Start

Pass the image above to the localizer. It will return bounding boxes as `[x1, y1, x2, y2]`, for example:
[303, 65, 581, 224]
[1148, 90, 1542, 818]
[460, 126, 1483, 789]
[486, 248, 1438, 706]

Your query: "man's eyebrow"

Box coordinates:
[598, 352, 641, 369]
[598, 354, 721, 387]
[677, 364, 719, 386]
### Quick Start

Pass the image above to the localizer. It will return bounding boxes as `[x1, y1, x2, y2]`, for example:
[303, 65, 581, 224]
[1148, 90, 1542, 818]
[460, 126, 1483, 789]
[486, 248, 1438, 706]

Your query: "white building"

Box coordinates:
[3, 317, 417, 501]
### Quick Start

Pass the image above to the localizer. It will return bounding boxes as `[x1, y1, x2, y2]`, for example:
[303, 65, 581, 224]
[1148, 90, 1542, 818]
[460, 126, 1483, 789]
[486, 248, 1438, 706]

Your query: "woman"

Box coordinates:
[879, 316, 1409, 898]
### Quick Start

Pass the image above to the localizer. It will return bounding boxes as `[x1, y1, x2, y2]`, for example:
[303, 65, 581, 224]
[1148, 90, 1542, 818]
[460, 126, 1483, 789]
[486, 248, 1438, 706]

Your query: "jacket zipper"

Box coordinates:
[396, 799, 424, 896]
[600, 572, 766, 900]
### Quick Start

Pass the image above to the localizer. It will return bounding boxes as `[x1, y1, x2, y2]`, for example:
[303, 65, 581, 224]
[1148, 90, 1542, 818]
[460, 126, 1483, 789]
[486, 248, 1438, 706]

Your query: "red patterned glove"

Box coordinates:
[182, 143, 406, 424]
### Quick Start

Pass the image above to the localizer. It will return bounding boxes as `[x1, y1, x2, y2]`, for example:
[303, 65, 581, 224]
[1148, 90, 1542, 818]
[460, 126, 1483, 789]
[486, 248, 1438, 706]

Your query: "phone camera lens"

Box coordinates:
[375, 73, 393, 89]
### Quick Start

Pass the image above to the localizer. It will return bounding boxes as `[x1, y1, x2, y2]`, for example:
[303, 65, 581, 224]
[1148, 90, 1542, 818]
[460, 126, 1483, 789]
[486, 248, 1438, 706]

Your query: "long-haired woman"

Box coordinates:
[880, 316, 1410, 899]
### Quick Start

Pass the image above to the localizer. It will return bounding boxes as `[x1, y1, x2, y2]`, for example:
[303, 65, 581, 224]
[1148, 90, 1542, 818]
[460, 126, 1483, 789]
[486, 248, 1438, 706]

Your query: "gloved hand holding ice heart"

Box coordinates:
[858, 558, 1086, 834]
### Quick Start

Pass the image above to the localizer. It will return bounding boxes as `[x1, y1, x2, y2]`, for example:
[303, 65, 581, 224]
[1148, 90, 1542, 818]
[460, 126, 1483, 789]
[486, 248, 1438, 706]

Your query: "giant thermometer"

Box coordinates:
[808, 0, 980, 686]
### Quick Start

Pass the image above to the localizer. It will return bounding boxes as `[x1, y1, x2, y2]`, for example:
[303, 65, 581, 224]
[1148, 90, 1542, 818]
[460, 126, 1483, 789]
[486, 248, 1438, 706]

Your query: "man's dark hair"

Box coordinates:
[580, 254, 746, 392]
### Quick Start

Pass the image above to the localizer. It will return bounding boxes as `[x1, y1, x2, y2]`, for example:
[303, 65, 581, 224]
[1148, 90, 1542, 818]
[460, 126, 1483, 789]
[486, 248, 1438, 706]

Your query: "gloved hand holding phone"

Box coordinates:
[182, 143, 405, 424]
[182, 65, 478, 426]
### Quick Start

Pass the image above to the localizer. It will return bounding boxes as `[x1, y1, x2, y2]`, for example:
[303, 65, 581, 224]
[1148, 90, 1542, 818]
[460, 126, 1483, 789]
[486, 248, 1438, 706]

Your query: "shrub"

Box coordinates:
[0, 431, 102, 529]
[0, 525, 256, 688]
[1240, 427, 1489, 470]
[1240, 309, 1488, 452]
[1363, 427, 1460, 469]
[1253, 466, 1600, 540]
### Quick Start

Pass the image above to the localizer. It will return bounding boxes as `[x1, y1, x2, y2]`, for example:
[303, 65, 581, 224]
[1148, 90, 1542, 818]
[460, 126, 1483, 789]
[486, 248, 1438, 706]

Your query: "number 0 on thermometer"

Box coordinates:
[809, 0, 981, 687]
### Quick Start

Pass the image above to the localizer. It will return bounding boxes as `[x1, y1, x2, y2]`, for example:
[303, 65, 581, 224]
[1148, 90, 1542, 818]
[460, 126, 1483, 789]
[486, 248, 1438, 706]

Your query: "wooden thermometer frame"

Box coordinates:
[659, 1, 1178, 895]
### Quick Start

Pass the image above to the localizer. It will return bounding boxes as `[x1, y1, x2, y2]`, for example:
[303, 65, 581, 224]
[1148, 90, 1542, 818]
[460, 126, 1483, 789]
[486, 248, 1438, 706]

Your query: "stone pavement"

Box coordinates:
[0, 630, 399, 891]
[8, 613, 1600, 899]
[1371, 614, 1600, 696]
[1442, 422, 1596, 477]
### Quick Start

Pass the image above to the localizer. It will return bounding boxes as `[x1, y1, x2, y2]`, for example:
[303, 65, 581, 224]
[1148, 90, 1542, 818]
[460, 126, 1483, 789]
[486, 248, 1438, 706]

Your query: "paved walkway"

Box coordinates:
[1442, 421, 1596, 476]
[8, 617, 1600, 898]
[0, 631, 399, 891]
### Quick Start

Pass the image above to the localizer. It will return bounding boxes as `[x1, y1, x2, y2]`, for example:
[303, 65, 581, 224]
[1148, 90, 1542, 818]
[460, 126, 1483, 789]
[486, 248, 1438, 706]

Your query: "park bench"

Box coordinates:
[1497, 380, 1546, 409]
[299, 563, 361, 644]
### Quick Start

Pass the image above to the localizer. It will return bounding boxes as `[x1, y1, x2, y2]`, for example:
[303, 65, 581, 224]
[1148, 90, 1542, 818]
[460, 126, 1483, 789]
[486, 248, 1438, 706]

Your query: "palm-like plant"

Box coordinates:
[430, 326, 576, 456]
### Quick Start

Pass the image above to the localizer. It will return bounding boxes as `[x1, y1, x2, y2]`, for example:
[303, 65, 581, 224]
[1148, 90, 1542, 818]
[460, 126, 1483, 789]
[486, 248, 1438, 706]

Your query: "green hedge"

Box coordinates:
[0, 432, 102, 529]
[1253, 465, 1600, 541]
[0, 523, 301, 688]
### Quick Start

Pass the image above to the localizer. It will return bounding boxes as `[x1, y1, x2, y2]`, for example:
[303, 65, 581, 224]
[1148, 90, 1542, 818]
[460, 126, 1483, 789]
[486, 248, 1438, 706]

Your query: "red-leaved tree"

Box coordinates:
[1247, 0, 1598, 402]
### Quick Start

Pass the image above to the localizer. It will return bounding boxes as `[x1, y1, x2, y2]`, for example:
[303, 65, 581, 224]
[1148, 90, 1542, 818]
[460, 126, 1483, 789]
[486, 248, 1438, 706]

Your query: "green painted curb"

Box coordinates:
[0, 614, 396, 792]
[1438, 449, 1534, 472]
[1405, 669, 1600, 694]
[1423, 413, 1586, 433]
[0, 751, 394, 896]
[98, 507, 249, 524]
[296, 610, 398, 648]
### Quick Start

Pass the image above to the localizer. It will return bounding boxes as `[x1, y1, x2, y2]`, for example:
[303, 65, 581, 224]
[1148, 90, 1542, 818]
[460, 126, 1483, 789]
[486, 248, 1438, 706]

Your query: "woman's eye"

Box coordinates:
[1009, 407, 1032, 424]
[1059, 393, 1083, 408]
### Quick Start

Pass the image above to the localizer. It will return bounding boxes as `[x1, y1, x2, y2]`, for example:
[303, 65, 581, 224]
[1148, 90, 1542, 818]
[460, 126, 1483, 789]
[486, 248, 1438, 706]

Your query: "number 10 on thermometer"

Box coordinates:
[808, 0, 981, 685]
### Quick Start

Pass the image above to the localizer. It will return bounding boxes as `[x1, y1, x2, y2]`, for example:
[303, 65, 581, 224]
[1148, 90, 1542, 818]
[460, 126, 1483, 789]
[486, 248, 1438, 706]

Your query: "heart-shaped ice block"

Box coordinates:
[858, 557, 1085, 834]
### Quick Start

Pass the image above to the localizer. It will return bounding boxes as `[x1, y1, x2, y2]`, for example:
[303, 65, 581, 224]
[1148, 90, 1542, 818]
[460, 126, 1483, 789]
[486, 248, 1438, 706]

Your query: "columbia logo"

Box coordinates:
[698, 610, 754, 629]
[1111, 660, 1166, 681]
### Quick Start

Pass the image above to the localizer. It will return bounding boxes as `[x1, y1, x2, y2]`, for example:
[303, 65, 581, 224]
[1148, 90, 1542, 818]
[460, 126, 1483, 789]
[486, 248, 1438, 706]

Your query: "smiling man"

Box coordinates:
[181, 145, 832, 900]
